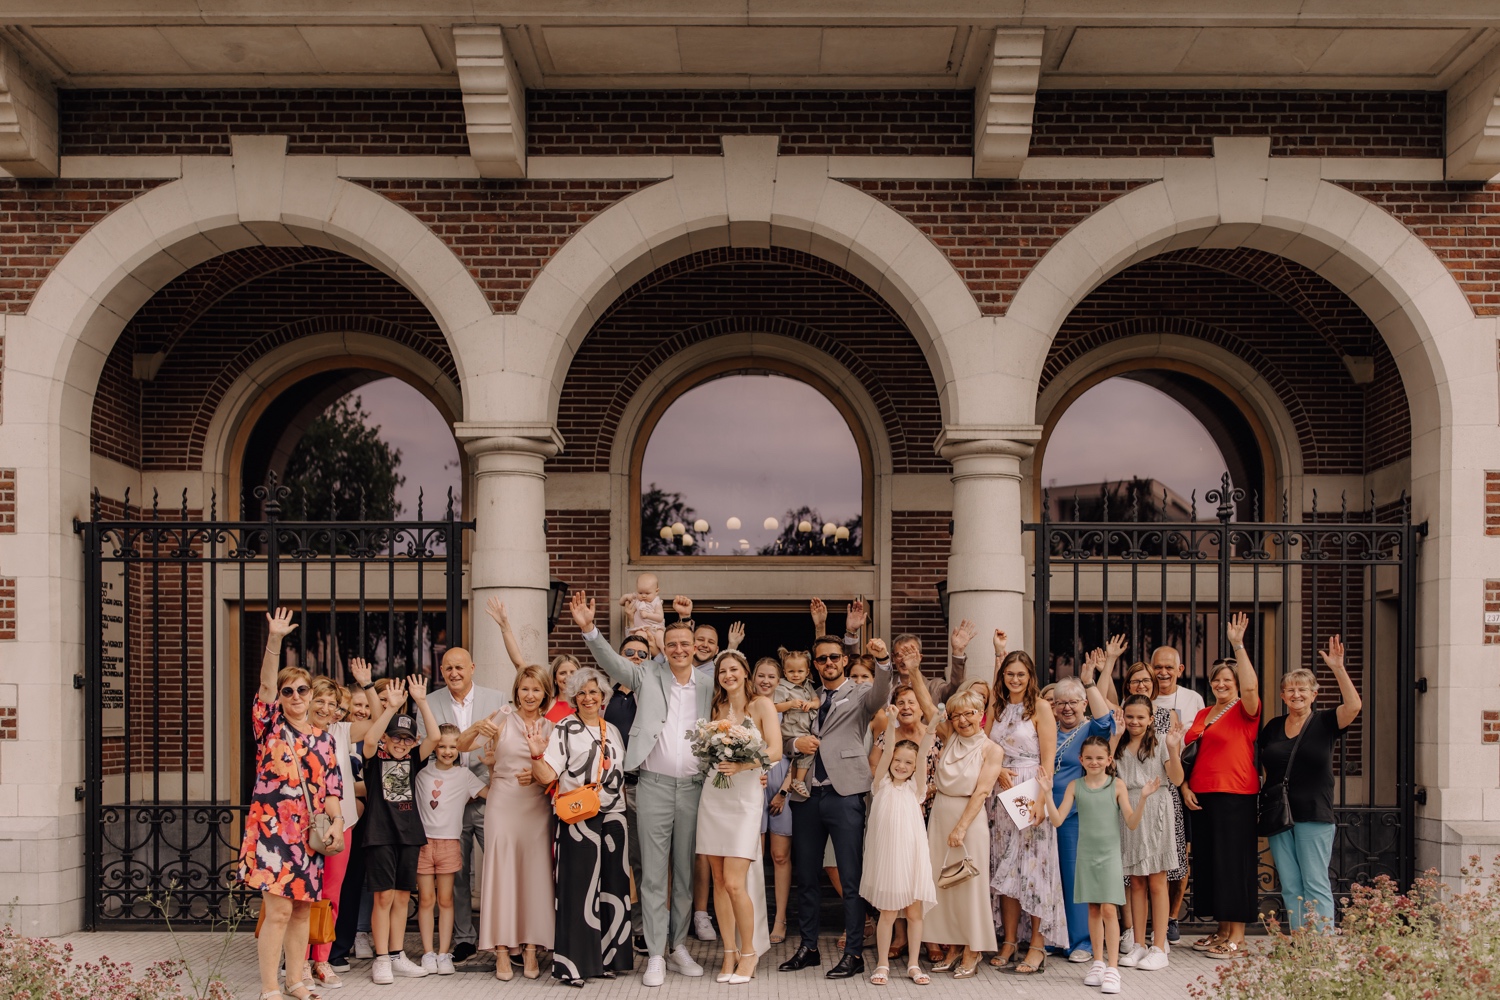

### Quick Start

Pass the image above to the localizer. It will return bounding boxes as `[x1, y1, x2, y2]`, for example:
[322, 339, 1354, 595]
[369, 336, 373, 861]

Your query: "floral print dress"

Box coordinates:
[237, 695, 342, 900]
[987, 702, 1068, 942]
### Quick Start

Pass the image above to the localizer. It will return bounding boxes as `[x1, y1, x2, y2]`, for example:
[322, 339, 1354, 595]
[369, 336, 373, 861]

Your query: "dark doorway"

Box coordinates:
[690, 601, 862, 668]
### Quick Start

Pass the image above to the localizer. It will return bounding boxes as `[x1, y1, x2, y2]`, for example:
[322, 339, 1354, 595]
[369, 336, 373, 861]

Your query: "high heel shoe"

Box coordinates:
[988, 941, 1019, 969]
[1003, 949, 1047, 975]
[522, 945, 541, 980]
[728, 951, 757, 984]
[931, 951, 960, 973]
[717, 948, 739, 984]
[495, 952, 514, 982]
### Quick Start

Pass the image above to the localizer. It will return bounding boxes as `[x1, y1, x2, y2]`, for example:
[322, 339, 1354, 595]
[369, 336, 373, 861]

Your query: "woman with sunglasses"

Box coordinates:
[237, 608, 346, 1000]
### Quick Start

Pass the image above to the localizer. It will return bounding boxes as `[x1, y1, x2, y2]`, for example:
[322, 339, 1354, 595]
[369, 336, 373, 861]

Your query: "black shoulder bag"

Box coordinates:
[1179, 697, 1238, 784]
[1256, 715, 1308, 838]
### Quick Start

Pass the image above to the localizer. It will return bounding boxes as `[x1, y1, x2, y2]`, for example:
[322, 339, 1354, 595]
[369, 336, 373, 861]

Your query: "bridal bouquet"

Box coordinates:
[686, 718, 772, 788]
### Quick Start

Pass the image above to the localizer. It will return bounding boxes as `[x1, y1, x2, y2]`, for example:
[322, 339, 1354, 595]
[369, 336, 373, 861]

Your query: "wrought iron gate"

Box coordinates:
[1026, 476, 1423, 921]
[78, 476, 473, 928]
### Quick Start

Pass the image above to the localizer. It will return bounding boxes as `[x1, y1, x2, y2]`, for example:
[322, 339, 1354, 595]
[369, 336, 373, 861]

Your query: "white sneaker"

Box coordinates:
[1084, 960, 1106, 987]
[693, 911, 717, 941]
[354, 932, 374, 960]
[436, 953, 456, 975]
[1119, 944, 1148, 968]
[1101, 967, 1122, 994]
[668, 944, 704, 977]
[420, 952, 438, 975]
[1119, 928, 1135, 956]
[642, 956, 666, 987]
[370, 955, 393, 985]
[390, 952, 430, 978]
[1136, 946, 1170, 971]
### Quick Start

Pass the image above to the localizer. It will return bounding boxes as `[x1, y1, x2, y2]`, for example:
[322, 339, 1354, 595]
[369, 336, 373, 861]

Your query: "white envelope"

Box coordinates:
[998, 777, 1043, 830]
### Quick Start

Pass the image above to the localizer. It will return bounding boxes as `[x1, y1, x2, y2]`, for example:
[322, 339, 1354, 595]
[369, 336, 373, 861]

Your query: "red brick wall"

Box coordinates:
[90, 250, 455, 469]
[361, 179, 653, 310]
[60, 89, 469, 157]
[527, 90, 972, 157]
[553, 246, 944, 475]
[1042, 249, 1410, 476]
[547, 509, 612, 665]
[1032, 91, 1443, 158]
[0, 470, 14, 533]
[0, 706, 14, 741]
[1487, 472, 1500, 537]
[0, 180, 163, 312]
[0, 576, 13, 641]
[1342, 183, 1500, 316]
[889, 512, 950, 670]
[1487, 580, 1500, 645]
[848, 180, 1144, 314]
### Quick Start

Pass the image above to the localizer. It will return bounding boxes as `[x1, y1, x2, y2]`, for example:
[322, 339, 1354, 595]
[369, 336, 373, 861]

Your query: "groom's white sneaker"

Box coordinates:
[642, 956, 666, 987]
[668, 945, 704, 977]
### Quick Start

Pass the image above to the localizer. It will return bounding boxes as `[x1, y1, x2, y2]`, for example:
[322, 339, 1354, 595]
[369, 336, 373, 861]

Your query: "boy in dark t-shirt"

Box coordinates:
[362, 676, 442, 984]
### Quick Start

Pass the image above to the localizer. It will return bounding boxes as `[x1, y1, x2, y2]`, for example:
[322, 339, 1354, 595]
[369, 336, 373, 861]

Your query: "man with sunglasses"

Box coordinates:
[607, 633, 649, 955]
[572, 590, 708, 987]
[780, 626, 893, 979]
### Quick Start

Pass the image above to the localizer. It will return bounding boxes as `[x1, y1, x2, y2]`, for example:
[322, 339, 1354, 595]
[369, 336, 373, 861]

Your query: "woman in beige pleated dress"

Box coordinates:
[467, 664, 557, 980]
[924, 688, 1005, 978]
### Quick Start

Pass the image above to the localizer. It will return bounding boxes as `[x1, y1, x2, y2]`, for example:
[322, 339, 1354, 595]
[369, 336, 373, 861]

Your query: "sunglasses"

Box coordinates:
[622, 648, 650, 659]
[281, 684, 311, 698]
[814, 653, 842, 664]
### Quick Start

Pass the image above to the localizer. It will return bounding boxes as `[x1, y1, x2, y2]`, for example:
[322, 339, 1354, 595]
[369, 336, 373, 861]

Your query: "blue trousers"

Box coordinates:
[791, 787, 866, 957]
[1053, 810, 1092, 954]
[1268, 821, 1336, 931]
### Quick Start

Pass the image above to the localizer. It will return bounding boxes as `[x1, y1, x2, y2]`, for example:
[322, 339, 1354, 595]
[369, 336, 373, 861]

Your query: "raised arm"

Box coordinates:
[1225, 612, 1261, 717]
[527, 724, 559, 786]
[1079, 648, 1112, 720]
[347, 657, 377, 743]
[1320, 634, 1363, 729]
[1101, 634, 1128, 707]
[1037, 771, 1074, 828]
[409, 676, 443, 760]
[914, 711, 940, 802]
[485, 597, 525, 671]
[945, 618, 976, 704]
[571, 590, 648, 690]
[258, 608, 298, 703]
[865, 636, 894, 712]
[1163, 716, 1186, 787]
[364, 678, 406, 758]
[1118, 775, 1161, 831]
[458, 708, 503, 753]
[871, 715, 898, 782]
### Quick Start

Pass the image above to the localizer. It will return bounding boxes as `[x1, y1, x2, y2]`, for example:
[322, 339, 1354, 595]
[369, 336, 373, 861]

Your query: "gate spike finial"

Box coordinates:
[123, 486, 131, 512]
[1072, 489, 1081, 522]
[1252, 489, 1260, 522]
[210, 488, 217, 521]
[1129, 482, 1139, 522]
[446, 486, 455, 521]
[181, 487, 189, 520]
[1281, 489, 1289, 523]
[1190, 489, 1197, 521]
[1160, 486, 1168, 523]
[418, 487, 424, 521]
[152, 487, 159, 520]
[1311, 488, 1319, 516]
[1340, 489, 1348, 523]
[91, 488, 101, 522]
[1370, 489, 1377, 523]
[1100, 482, 1110, 523]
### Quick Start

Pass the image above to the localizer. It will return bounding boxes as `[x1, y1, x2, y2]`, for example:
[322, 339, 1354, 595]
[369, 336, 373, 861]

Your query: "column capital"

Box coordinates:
[456, 422, 564, 461]
[936, 424, 1041, 463]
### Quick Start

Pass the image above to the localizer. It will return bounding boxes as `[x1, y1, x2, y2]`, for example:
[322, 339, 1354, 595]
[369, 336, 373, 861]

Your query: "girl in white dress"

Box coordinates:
[862, 710, 941, 986]
[695, 649, 782, 984]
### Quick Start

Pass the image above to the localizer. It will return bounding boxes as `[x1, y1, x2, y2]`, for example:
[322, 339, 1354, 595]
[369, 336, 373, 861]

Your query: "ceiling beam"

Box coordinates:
[974, 28, 1043, 179]
[453, 25, 526, 179]
[0, 36, 56, 177]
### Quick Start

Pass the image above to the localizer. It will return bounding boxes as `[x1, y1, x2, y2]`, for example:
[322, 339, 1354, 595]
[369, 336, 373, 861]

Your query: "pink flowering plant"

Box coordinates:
[687, 717, 771, 788]
[0, 923, 233, 1000]
[1192, 856, 1500, 1000]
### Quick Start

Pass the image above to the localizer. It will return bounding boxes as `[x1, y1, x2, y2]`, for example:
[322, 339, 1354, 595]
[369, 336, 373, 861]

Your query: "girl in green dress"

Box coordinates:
[1037, 736, 1160, 995]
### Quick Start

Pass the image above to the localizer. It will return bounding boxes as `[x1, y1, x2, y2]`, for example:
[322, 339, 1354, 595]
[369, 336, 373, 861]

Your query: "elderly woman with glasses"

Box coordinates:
[1048, 647, 1119, 965]
[237, 608, 346, 1000]
[526, 666, 632, 987]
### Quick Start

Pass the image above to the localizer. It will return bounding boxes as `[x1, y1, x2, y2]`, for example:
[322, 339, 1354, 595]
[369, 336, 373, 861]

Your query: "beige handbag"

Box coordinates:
[936, 846, 978, 889]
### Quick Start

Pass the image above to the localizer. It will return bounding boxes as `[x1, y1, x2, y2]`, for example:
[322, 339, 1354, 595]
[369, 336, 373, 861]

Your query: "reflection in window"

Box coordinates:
[1042, 375, 1231, 522]
[639, 372, 862, 556]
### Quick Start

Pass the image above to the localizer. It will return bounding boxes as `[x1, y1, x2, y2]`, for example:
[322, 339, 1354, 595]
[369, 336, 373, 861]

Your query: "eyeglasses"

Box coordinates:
[1054, 698, 1085, 707]
[622, 647, 650, 660]
[814, 653, 842, 664]
[281, 685, 310, 698]
[951, 709, 981, 720]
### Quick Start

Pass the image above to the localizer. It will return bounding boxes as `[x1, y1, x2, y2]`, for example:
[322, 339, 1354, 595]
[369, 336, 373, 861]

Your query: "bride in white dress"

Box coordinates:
[695, 649, 783, 984]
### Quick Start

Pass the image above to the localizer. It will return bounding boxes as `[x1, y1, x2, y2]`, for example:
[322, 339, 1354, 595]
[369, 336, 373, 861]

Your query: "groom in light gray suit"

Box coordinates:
[573, 590, 709, 987]
[415, 646, 508, 960]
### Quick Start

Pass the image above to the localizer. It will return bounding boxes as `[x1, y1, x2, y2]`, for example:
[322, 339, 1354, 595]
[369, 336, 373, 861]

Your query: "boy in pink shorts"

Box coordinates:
[414, 723, 488, 974]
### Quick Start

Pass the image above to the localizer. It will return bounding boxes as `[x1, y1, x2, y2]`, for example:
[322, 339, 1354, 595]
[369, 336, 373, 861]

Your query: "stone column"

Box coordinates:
[938, 426, 1040, 684]
[456, 423, 562, 693]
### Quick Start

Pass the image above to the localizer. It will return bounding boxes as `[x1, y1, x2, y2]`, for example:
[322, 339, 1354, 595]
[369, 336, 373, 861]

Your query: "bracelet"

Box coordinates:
[1084, 679, 1096, 689]
[530, 754, 544, 760]
[1233, 644, 1245, 652]
[361, 682, 375, 691]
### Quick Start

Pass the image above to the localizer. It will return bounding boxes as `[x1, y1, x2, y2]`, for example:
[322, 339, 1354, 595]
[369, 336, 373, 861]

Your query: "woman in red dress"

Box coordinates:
[237, 608, 346, 1000]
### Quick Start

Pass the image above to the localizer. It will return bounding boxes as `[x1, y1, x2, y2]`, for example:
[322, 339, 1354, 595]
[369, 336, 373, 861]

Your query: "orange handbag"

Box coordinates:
[254, 897, 334, 945]
[554, 720, 609, 824]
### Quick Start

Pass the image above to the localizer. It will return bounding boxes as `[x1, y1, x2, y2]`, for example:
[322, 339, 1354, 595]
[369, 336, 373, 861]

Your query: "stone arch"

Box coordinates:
[517, 142, 985, 428]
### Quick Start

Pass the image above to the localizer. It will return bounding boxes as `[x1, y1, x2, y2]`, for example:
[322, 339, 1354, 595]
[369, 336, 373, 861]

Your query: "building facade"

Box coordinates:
[0, 4, 1497, 933]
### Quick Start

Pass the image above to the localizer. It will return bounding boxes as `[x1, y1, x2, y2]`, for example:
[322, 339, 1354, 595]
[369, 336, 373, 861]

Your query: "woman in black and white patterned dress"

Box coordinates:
[527, 667, 631, 987]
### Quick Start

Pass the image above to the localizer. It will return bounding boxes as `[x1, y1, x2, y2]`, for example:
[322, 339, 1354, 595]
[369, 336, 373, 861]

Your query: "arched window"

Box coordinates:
[240, 371, 462, 521]
[1038, 368, 1267, 521]
[634, 365, 867, 558]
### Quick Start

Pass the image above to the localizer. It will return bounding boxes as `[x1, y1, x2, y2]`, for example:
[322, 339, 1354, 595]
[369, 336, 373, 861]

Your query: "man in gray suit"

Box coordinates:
[572, 590, 707, 988]
[779, 626, 893, 979]
[414, 646, 508, 961]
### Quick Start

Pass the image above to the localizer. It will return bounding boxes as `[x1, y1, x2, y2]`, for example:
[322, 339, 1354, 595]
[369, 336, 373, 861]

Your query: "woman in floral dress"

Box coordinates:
[238, 608, 345, 1000]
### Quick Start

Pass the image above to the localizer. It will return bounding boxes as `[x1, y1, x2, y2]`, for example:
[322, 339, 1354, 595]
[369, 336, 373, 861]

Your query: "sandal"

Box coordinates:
[284, 982, 320, 1000]
[1003, 949, 1047, 975]
[908, 964, 931, 985]
[988, 941, 1019, 969]
[1192, 934, 1223, 953]
[871, 966, 890, 986]
[770, 923, 786, 945]
[260, 993, 284, 1000]
[1206, 940, 1247, 960]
